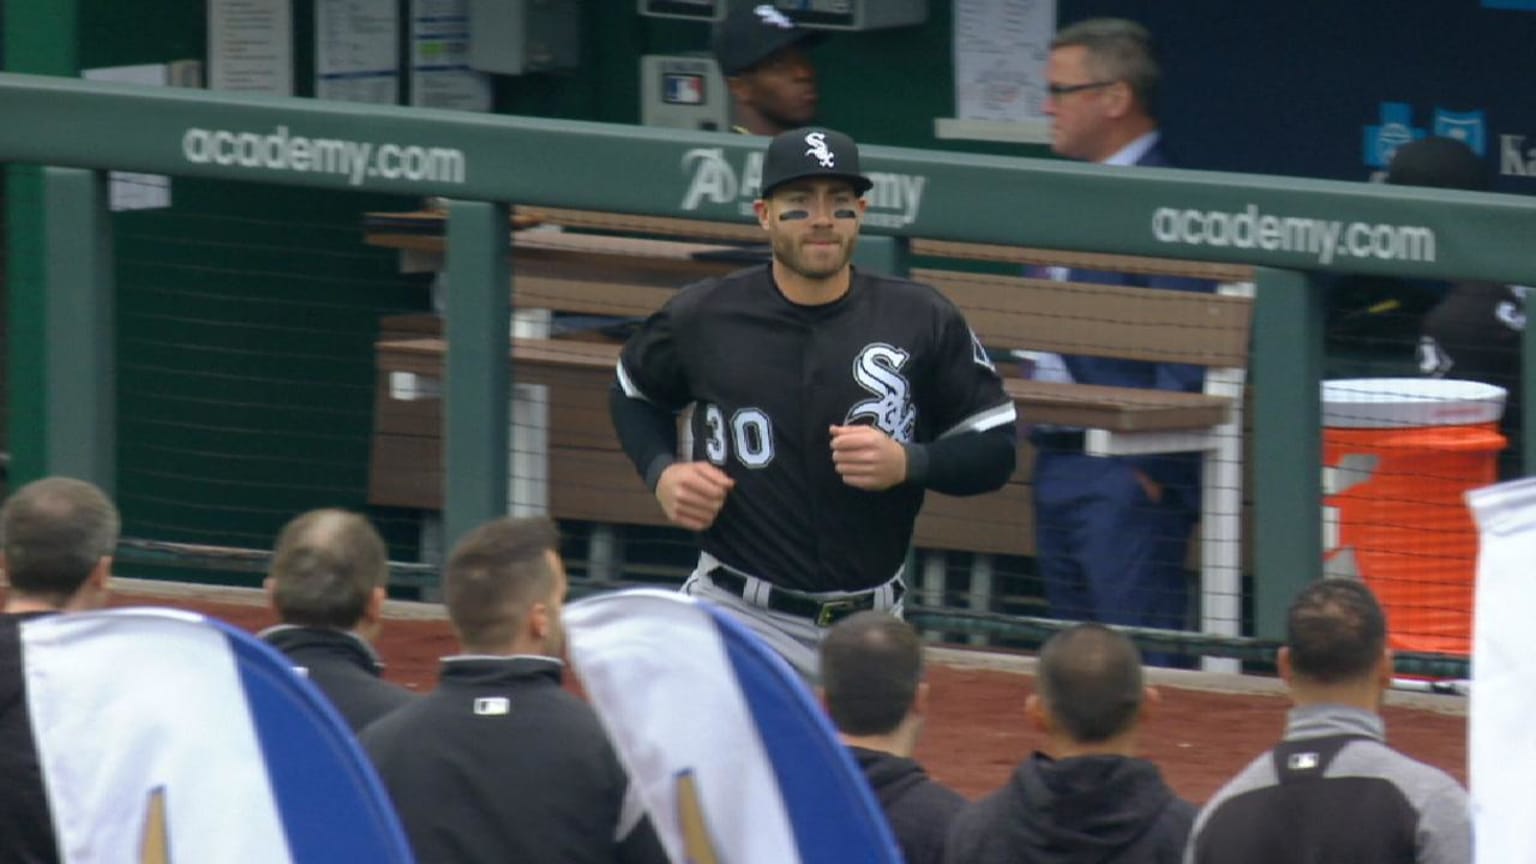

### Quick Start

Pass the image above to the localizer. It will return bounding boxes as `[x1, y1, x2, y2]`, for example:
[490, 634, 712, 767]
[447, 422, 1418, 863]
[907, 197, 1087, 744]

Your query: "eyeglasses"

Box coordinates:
[1046, 80, 1116, 97]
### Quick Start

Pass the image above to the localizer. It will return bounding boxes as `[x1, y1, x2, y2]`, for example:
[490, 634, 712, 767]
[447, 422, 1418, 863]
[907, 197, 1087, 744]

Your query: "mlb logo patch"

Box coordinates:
[475, 697, 511, 716]
[1287, 751, 1321, 771]
[664, 73, 705, 106]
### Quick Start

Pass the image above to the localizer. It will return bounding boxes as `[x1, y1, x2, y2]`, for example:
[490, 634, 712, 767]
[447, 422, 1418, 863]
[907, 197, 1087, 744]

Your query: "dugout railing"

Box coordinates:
[4, 73, 1536, 675]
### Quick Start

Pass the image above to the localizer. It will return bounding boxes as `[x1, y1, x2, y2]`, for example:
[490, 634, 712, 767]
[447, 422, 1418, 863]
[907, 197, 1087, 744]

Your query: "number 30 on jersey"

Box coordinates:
[702, 404, 775, 469]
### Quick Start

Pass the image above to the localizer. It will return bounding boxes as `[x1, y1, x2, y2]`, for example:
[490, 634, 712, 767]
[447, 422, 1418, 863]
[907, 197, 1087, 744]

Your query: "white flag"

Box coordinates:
[565, 589, 901, 864]
[1466, 478, 1536, 864]
[22, 607, 413, 863]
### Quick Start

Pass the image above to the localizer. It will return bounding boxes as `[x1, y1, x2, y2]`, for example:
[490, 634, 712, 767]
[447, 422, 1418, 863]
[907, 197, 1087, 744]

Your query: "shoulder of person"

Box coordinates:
[856, 270, 961, 311]
[668, 264, 771, 314]
[942, 789, 1007, 860]
[1377, 742, 1469, 800]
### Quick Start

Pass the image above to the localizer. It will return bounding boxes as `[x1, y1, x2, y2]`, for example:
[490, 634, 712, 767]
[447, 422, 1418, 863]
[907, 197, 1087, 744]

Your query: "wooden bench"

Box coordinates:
[362, 209, 1255, 654]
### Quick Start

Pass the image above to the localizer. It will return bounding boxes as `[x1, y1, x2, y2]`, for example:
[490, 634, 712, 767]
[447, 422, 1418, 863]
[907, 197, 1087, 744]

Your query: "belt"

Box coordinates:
[1031, 429, 1086, 453]
[706, 568, 900, 627]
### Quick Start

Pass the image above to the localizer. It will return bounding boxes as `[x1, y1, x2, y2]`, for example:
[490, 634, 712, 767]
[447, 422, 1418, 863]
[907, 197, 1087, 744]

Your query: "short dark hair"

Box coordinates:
[1387, 136, 1489, 192]
[0, 477, 120, 605]
[1036, 624, 1144, 743]
[443, 516, 560, 653]
[1286, 579, 1387, 685]
[1052, 18, 1161, 116]
[269, 509, 388, 629]
[820, 611, 922, 736]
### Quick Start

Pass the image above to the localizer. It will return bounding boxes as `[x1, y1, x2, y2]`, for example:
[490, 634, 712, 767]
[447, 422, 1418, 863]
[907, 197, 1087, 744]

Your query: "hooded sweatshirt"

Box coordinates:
[850, 746, 967, 864]
[945, 752, 1194, 864]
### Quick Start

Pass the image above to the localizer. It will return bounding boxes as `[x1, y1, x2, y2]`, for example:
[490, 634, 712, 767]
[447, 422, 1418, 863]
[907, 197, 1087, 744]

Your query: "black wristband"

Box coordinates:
[643, 454, 676, 492]
[902, 442, 931, 487]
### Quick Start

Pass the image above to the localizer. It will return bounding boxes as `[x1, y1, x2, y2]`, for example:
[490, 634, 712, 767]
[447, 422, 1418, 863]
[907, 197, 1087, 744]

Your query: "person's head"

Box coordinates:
[1386, 136, 1489, 192]
[266, 509, 389, 638]
[1279, 579, 1392, 705]
[755, 127, 871, 285]
[1029, 623, 1149, 750]
[1045, 18, 1160, 162]
[820, 611, 925, 738]
[713, 4, 819, 135]
[442, 516, 566, 657]
[0, 476, 119, 612]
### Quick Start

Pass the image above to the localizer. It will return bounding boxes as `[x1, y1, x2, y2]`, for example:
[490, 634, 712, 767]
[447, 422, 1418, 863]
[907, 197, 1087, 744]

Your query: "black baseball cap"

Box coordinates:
[1386, 136, 1489, 192]
[759, 127, 874, 198]
[713, 4, 818, 76]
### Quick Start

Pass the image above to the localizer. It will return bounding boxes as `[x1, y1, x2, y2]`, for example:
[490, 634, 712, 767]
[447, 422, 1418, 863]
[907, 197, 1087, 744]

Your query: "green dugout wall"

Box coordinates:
[3, 73, 1536, 647]
[2, 0, 1040, 566]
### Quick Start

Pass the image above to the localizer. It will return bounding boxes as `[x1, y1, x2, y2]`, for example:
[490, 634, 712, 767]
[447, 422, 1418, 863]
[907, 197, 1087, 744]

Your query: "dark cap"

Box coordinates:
[713, 4, 817, 76]
[1386, 136, 1489, 192]
[759, 127, 874, 198]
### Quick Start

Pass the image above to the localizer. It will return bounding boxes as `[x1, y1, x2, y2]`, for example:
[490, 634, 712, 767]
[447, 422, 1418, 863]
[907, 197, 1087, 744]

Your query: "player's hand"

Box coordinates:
[1133, 469, 1164, 504]
[655, 461, 735, 531]
[829, 424, 908, 491]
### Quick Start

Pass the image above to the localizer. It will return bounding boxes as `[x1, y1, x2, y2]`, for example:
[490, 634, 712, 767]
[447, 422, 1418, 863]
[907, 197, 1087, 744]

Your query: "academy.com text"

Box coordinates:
[181, 125, 466, 187]
[1150, 204, 1435, 266]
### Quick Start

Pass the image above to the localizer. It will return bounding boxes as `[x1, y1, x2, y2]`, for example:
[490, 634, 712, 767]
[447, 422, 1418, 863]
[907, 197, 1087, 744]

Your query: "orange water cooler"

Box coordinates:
[1321, 378, 1506, 656]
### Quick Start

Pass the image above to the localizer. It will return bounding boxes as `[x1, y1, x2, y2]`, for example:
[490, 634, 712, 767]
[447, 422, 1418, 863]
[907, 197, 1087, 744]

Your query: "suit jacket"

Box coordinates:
[1035, 140, 1213, 498]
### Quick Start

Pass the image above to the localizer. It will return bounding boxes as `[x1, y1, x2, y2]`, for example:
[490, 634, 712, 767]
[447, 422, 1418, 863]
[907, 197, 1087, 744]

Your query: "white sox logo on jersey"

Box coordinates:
[804, 132, 835, 168]
[847, 343, 916, 443]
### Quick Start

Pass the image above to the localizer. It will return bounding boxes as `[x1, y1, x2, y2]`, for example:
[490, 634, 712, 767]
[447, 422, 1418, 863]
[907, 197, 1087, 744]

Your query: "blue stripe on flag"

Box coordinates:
[210, 619, 415, 863]
[705, 607, 902, 864]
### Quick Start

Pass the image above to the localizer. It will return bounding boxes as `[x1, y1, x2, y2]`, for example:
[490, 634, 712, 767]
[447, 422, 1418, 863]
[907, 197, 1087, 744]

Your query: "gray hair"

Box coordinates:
[0, 477, 120, 603]
[1052, 18, 1161, 116]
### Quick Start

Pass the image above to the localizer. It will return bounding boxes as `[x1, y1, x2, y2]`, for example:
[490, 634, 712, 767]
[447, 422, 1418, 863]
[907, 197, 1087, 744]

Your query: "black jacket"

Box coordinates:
[1188, 705, 1471, 864]
[0, 611, 60, 864]
[851, 746, 966, 864]
[259, 625, 416, 732]
[945, 752, 1195, 864]
[361, 656, 667, 864]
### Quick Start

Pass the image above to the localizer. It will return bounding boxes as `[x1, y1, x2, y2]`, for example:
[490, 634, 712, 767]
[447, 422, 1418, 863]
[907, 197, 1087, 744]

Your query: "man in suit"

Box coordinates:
[1028, 19, 1210, 662]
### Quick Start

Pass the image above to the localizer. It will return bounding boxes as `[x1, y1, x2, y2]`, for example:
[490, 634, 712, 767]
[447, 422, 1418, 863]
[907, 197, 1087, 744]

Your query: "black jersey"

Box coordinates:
[616, 265, 1015, 592]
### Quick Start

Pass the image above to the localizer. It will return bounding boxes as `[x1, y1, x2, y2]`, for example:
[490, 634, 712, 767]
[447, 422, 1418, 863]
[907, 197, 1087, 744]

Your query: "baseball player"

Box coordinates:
[610, 127, 1017, 677]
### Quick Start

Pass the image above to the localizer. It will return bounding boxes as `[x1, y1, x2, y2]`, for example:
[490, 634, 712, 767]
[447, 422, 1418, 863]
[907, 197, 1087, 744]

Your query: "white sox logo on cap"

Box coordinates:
[805, 132, 835, 168]
[753, 4, 794, 29]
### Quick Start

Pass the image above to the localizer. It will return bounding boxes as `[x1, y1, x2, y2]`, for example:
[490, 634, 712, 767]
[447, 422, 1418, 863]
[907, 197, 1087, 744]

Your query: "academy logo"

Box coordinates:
[847, 343, 917, 443]
[681, 147, 762, 211]
[679, 147, 928, 227]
